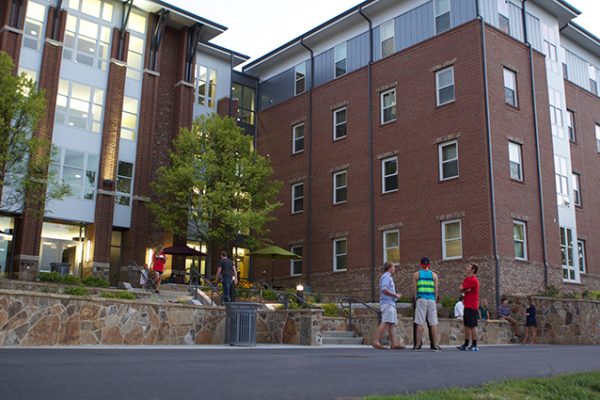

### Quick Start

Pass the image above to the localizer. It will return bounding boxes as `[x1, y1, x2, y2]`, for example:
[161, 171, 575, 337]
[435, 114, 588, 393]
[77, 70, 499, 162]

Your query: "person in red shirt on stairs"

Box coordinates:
[457, 263, 480, 352]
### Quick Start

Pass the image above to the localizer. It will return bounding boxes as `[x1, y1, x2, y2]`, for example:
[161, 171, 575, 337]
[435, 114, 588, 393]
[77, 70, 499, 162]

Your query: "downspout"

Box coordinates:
[300, 38, 314, 290]
[522, 0, 549, 288]
[358, 6, 376, 302]
[478, 16, 501, 307]
[229, 52, 234, 117]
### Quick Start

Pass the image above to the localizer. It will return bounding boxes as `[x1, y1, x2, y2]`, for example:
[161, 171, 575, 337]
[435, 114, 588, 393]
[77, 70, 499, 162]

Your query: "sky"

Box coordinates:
[166, 0, 600, 67]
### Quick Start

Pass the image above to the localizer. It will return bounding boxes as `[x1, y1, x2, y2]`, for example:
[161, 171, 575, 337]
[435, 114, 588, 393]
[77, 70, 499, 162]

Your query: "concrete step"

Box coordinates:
[321, 336, 365, 345]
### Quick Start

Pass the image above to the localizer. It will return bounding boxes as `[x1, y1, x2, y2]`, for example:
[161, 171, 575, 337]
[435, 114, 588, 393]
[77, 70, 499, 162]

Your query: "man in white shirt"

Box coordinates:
[454, 294, 464, 319]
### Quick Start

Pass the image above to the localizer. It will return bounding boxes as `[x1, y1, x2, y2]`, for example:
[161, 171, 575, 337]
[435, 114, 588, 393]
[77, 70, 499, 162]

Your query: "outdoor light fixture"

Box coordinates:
[296, 284, 304, 300]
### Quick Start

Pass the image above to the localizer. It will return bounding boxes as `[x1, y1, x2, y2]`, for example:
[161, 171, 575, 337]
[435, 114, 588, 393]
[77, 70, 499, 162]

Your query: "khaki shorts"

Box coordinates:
[381, 303, 398, 324]
[414, 298, 438, 326]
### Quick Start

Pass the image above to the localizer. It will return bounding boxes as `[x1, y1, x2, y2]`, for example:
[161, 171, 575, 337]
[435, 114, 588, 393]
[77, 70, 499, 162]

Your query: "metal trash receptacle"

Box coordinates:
[225, 302, 260, 346]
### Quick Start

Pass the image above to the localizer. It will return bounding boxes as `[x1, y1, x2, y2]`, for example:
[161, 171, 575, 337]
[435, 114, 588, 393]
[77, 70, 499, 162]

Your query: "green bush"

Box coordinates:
[81, 276, 109, 288]
[62, 275, 81, 285]
[397, 295, 411, 303]
[538, 285, 561, 297]
[439, 296, 455, 311]
[100, 291, 136, 300]
[262, 289, 278, 301]
[583, 290, 600, 301]
[64, 286, 89, 296]
[38, 272, 63, 283]
[312, 292, 323, 303]
[321, 303, 339, 317]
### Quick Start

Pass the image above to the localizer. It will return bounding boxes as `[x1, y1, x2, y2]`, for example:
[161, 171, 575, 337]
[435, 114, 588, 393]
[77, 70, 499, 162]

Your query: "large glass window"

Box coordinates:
[513, 220, 527, 260]
[380, 88, 396, 124]
[567, 110, 576, 143]
[509, 141, 522, 181]
[290, 245, 302, 276]
[232, 83, 256, 126]
[549, 89, 563, 138]
[382, 156, 398, 193]
[436, 66, 455, 106]
[291, 182, 304, 214]
[442, 219, 462, 260]
[292, 123, 304, 154]
[572, 172, 581, 207]
[380, 19, 395, 58]
[383, 229, 399, 263]
[115, 161, 133, 206]
[333, 107, 347, 140]
[439, 140, 459, 180]
[195, 65, 217, 108]
[126, 11, 146, 81]
[434, 0, 451, 34]
[504, 68, 518, 107]
[334, 43, 347, 78]
[333, 238, 347, 271]
[554, 156, 569, 207]
[560, 227, 576, 282]
[333, 170, 348, 204]
[50, 147, 98, 200]
[595, 124, 600, 153]
[55, 79, 104, 133]
[120, 97, 139, 141]
[577, 240, 586, 274]
[23, 1, 46, 51]
[295, 63, 306, 96]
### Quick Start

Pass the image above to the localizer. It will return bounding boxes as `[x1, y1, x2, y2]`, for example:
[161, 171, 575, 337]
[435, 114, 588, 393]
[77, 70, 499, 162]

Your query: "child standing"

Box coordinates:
[523, 296, 537, 345]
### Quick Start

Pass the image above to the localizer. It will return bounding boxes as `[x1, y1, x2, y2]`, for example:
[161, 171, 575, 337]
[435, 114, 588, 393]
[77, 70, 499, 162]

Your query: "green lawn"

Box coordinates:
[364, 371, 600, 400]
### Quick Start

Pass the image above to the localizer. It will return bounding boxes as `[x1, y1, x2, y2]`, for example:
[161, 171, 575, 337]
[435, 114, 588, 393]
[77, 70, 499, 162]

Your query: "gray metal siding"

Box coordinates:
[259, 68, 295, 111]
[373, 25, 381, 61]
[398, 2, 435, 51]
[314, 49, 334, 86]
[565, 49, 589, 89]
[478, 0, 499, 26]
[348, 31, 369, 72]
[525, 13, 541, 51]
[508, 2, 524, 42]
[451, 0, 476, 28]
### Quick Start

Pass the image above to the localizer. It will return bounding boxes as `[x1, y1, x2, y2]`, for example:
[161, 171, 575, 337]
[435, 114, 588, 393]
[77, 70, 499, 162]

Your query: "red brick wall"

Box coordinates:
[0, 0, 26, 63]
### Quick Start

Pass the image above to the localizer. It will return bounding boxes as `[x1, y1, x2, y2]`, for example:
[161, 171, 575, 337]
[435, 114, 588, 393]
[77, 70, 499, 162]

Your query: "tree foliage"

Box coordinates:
[149, 114, 281, 252]
[0, 51, 69, 212]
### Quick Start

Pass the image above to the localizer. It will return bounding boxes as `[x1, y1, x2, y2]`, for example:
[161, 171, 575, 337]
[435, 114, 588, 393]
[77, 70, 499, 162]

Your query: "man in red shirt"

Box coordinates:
[457, 263, 480, 351]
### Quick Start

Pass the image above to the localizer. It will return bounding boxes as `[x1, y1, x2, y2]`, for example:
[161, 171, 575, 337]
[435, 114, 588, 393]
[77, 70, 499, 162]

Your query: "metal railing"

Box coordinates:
[260, 280, 312, 309]
[339, 297, 381, 333]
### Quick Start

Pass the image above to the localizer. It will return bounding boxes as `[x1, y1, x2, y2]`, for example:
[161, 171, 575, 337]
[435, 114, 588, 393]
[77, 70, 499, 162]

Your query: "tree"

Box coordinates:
[0, 51, 69, 213]
[149, 114, 282, 260]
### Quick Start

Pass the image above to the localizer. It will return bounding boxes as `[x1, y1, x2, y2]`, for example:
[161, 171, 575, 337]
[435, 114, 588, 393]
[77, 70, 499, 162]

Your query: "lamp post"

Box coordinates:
[296, 283, 304, 301]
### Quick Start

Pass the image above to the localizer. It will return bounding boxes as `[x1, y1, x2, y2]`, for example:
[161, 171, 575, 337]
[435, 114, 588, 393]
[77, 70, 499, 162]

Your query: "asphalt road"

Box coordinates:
[1, 344, 599, 400]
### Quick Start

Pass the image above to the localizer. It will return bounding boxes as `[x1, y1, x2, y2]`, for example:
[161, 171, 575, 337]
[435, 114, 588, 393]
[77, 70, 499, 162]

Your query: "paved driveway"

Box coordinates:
[1, 345, 599, 400]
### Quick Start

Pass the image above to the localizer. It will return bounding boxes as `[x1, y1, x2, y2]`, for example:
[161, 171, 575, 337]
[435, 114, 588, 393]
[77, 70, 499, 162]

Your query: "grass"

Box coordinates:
[363, 371, 600, 400]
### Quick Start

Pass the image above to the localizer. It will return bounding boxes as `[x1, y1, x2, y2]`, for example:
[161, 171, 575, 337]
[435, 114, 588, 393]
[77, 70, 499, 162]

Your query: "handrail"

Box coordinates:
[339, 297, 381, 333]
[260, 280, 312, 309]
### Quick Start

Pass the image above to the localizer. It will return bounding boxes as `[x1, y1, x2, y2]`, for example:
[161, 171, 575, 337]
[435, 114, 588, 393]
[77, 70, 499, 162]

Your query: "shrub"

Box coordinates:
[321, 303, 339, 317]
[397, 295, 411, 303]
[100, 291, 136, 300]
[64, 286, 89, 296]
[62, 275, 81, 285]
[312, 292, 323, 303]
[439, 296, 455, 311]
[262, 289, 278, 301]
[538, 285, 560, 297]
[81, 276, 109, 288]
[38, 272, 63, 283]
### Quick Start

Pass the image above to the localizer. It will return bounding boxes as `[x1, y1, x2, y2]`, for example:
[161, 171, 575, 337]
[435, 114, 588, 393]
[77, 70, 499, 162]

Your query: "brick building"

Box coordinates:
[243, 0, 600, 303]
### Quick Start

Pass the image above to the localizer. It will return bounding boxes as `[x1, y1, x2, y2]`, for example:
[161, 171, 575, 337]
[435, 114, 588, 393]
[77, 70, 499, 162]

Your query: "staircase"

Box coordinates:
[321, 331, 364, 345]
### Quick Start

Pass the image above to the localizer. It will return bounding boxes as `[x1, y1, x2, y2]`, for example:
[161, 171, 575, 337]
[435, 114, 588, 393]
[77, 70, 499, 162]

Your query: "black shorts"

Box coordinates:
[464, 308, 478, 328]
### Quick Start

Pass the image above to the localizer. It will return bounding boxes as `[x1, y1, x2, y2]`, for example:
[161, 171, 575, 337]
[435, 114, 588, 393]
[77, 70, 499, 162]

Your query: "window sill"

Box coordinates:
[333, 201, 347, 206]
[505, 103, 520, 111]
[382, 189, 398, 195]
[333, 135, 347, 142]
[510, 178, 525, 185]
[439, 176, 459, 183]
[440, 257, 462, 263]
[292, 151, 304, 156]
[333, 268, 347, 273]
[380, 119, 397, 127]
[291, 210, 304, 215]
[515, 258, 528, 263]
[436, 100, 455, 109]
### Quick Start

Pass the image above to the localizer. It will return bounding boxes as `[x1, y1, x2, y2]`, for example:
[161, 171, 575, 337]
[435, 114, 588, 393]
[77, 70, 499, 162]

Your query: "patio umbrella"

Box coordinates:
[251, 245, 302, 285]
[162, 245, 207, 283]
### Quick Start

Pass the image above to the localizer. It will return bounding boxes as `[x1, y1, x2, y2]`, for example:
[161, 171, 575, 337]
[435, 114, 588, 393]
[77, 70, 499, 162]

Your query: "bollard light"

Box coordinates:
[296, 284, 304, 300]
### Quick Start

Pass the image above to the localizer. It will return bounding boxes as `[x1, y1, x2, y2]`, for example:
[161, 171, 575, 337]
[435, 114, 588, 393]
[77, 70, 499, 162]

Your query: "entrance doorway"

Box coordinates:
[39, 222, 85, 276]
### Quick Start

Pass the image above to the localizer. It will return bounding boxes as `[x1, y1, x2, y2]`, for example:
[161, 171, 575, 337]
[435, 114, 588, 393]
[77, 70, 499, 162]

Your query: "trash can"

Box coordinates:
[225, 302, 260, 346]
[50, 262, 70, 277]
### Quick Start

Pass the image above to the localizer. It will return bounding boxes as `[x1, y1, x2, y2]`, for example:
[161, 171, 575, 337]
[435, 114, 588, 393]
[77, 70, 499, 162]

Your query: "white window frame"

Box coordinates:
[383, 229, 400, 263]
[549, 89, 563, 138]
[380, 88, 396, 124]
[595, 123, 600, 153]
[334, 42, 347, 78]
[577, 239, 586, 274]
[292, 123, 305, 154]
[290, 245, 303, 276]
[567, 110, 576, 142]
[50, 147, 98, 201]
[195, 64, 217, 108]
[439, 140, 459, 181]
[120, 97, 139, 141]
[291, 182, 304, 214]
[380, 19, 395, 58]
[554, 156, 569, 207]
[126, 12, 146, 81]
[560, 227, 577, 282]
[572, 172, 581, 207]
[23, 1, 47, 51]
[115, 161, 134, 206]
[436, 66, 455, 106]
[434, 0, 451, 34]
[513, 220, 527, 260]
[333, 170, 348, 204]
[509, 141, 523, 181]
[295, 63, 306, 96]
[381, 156, 398, 193]
[442, 219, 462, 260]
[503, 68, 518, 107]
[333, 238, 348, 271]
[55, 79, 105, 133]
[333, 107, 347, 140]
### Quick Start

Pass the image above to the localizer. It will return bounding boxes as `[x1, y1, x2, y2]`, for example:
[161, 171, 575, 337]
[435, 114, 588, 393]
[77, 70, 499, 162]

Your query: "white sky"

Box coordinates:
[166, 0, 600, 67]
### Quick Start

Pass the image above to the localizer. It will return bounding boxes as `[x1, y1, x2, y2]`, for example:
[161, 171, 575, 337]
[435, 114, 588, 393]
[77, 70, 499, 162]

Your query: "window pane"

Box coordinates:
[436, 13, 451, 33]
[118, 162, 133, 177]
[64, 150, 84, 168]
[81, 0, 101, 18]
[439, 85, 455, 104]
[442, 144, 457, 161]
[445, 222, 460, 240]
[445, 239, 461, 258]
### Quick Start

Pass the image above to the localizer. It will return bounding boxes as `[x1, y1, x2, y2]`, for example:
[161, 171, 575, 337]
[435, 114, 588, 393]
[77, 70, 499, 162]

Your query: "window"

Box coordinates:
[63, 1, 114, 70]
[333, 170, 348, 204]
[333, 107, 347, 140]
[334, 43, 347, 78]
[295, 63, 306, 95]
[504, 68, 518, 107]
[439, 140, 459, 180]
[513, 220, 527, 260]
[596, 124, 600, 153]
[115, 161, 133, 206]
[382, 157, 398, 193]
[577, 240, 586, 274]
[333, 238, 347, 271]
[442, 219, 462, 260]
[380, 19, 395, 58]
[509, 141, 522, 181]
[549, 89, 563, 138]
[120, 97, 139, 141]
[560, 227, 576, 281]
[383, 230, 400, 263]
[434, 0, 451, 34]
[232, 83, 256, 126]
[55, 79, 104, 132]
[572, 172, 581, 207]
[291, 182, 304, 214]
[544, 40, 558, 74]
[195, 65, 217, 108]
[380, 88, 396, 124]
[498, 14, 510, 34]
[554, 156, 569, 207]
[567, 110, 576, 143]
[126, 12, 146, 81]
[589, 64, 598, 95]
[49, 147, 98, 200]
[23, 1, 46, 51]
[562, 63, 569, 80]
[292, 123, 304, 154]
[290, 245, 303, 276]
[436, 66, 455, 106]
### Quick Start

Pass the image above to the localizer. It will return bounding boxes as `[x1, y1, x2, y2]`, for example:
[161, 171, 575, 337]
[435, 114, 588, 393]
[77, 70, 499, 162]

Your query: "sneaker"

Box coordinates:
[468, 345, 479, 352]
[432, 345, 442, 352]
[457, 344, 467, 351]
[412, 345, 422, 352]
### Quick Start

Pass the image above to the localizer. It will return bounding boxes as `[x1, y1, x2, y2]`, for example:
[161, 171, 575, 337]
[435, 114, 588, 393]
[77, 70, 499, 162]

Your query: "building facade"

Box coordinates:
[0, 0, 251, 284]
[244, 0, 600, 302]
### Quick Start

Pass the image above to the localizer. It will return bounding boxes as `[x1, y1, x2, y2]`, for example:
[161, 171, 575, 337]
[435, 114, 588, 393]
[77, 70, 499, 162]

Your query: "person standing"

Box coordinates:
[151, 247, 166, 294]
[373, 262, 404, 350]
[457, 263, 480, 351]
[454, 294, 464, 319]
[215, 250, 237, 303]
[413, 257, 441, 352]
[523, 296, 537, 345]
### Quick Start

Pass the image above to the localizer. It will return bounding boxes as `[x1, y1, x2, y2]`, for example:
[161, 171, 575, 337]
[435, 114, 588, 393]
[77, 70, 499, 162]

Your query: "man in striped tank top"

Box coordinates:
[412, 257, 441, 352]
